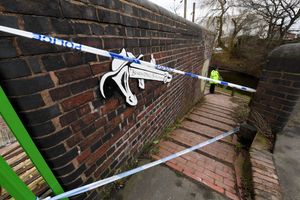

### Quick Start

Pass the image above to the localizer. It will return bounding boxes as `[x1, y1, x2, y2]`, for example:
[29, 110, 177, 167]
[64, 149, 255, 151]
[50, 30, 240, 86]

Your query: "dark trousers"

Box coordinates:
[210, 84, 216, 93]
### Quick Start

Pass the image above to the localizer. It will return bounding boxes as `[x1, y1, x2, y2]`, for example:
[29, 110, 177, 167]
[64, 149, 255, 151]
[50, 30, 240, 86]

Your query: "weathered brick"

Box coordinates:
[17, 37, 57, 55]
[0, 15, 18, 36]
[69, 77, 98, 95]
[0, 38, 18, 58]
[73, 23, 91, 35]
[58, 164, 86, 184]
[0, 0, 61, 17]
[97, 9, 120, 24]
[59, 110, 78, 127]
[27, 121, 56, 138]
[40, 143, 67, 159]
[55, 65, 92, 84]
[103, 38, 124, 49]
[101, 98, 119, 114]
[11, 93, 45, 111]
[90, 24, 104, 35]
[35, 127, 72, 149]
[23, 15, 50, 34]
[87, 143, 109, 165]
[77, 149, 91, 163]
[2, 74, 54, 96]
[27, 57, 42, 74]
[50, 18, 74, 35]
[42, 54, 66, 71]
[63, 178, 84, 191]
[0, 59, 31, 79]
[90, 62, 111, 75]
[49, 86, 71, 101]
[81, 124, 96, 137]
[48, 147, 78, 168]
[20, 104, 61, 125]
[61, 0, 97, 20]
[61, 91, 94, 111]
[53, 163, 75, 177]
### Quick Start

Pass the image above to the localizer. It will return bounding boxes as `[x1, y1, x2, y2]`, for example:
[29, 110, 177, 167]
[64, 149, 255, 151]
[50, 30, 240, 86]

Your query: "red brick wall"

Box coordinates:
[250, 44, 300, 133]
[0, 0, 214, 198]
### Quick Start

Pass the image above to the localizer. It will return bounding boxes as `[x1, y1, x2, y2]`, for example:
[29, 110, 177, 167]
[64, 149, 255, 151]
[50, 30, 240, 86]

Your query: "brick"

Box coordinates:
[97, 9, 121, 24]
[282, 73, 300, 81]
[90, 62, 111, 75]
[73, 37, 102, 49]
[73, 23, 91, 35]
[87, 143, 109, 165]
[225, 191, 239, 200]
[84, 164, 96, 177]
[34, 127, 72, 149]
[0, 38, 18, 58]
[58, 164, 86, 184]
[20, 104, 61, 125]
[23, 15, 50, 34]
[122, 15, 138, 27]
[103, 38, 124, 49]
[42, 54, 66, 71]
[101, 99, 119, 114]
[63, 177, 84, 191]
[66, 133, 83, 147]
[202, 180, 225, 194]
[48, 147, 78, 169]
[60, 110, 78, 127]
[49, 86, 71, 101]
[27, 121, 56, 138]
[53, 163, 75, 176]
[55, 65, 92, 84]
[27, 57, 42, 74]
[40, 143, 66, 159]
[61, 91, 94, 111]
[61, 0, 97, 20]
[90, 24, 104, 35]
[0, 0, 60, 16]
[11, 93, 45, 111]
[69, 78, 98, 95]
[77, 149, 91, 163]
[0, 15, 18, 36]
[63, 52, 85, 67]
[0, 59, 31, 79]
[17, 37, 57, 55]
[81, 124, 96, 137]
[50, 18, 74, 35]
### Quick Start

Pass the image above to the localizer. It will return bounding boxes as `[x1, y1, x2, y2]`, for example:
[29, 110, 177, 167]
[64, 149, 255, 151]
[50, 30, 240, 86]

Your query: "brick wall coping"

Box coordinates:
[267, 43, 300, 73]
[250, 132, 283, 200]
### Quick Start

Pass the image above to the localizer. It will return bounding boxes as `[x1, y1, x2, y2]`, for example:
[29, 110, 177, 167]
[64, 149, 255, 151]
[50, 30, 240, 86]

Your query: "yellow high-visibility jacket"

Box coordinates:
[210, 70, 220, 84]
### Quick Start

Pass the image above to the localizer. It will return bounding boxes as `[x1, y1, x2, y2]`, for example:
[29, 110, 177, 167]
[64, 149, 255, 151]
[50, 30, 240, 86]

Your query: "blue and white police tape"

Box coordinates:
[0, 25, 256, 93]
[42, 127, 239, 200]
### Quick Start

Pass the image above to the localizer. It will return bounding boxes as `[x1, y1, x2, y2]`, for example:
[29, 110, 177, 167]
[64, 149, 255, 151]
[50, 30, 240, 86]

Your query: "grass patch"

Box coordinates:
[241, 153, 254, 200]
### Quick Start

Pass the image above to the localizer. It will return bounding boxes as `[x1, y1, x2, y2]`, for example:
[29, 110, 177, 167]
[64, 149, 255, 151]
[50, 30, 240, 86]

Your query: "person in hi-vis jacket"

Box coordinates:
[209, 67, 220, 94]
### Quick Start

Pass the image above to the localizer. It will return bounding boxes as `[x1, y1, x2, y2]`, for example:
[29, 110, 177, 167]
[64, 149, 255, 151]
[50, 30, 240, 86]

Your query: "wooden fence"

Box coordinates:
[0, 116, 15, 147]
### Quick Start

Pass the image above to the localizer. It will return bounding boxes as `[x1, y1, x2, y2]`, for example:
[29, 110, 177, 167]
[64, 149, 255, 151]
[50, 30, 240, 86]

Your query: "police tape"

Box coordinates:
[42, 127, 239, 200]
[0, 25, 256, 93]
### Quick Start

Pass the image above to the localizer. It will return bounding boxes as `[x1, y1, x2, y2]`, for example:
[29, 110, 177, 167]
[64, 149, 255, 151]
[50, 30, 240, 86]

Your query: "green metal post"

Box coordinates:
[0, 86, 67, 199]
[0, 156, 36, 200]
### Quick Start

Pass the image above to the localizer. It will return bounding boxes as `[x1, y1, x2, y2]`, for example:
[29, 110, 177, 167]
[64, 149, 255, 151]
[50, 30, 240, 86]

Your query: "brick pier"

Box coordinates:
[153, 93, 241, 200]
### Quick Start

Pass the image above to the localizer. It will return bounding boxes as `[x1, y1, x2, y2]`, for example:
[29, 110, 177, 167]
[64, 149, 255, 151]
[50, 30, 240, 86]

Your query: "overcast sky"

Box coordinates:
[148, 0, 300, 31]
[147, 0, 205, 22]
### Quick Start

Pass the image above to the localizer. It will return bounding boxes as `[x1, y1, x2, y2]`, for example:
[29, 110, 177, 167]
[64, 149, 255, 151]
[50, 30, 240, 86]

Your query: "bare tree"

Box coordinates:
[199, 0, 233, 49]
[170, 0, 183, 15]
[240, 0, 300, 41]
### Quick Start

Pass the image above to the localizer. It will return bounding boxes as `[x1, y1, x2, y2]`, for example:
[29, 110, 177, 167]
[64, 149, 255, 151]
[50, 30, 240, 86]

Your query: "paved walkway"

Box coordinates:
[153, 93, 241, 200]
[112, 160, 228, 200]
[274, 102, 300, 200]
